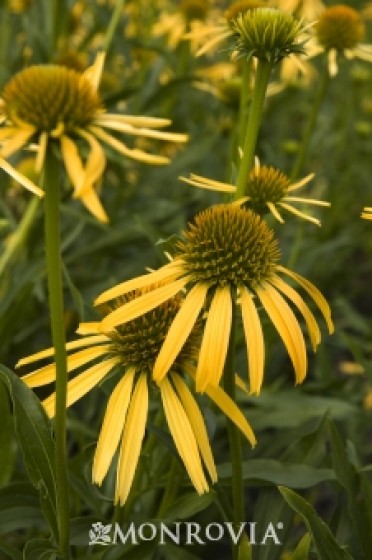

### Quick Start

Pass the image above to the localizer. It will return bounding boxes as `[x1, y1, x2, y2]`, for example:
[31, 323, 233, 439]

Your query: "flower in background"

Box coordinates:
[275, 0, 324, 22]
[180, 159, 330, 225]
[94, 204, 334, 395]
[0, 53, 188, 222]
[361, 207, 372, 220]
[17, 286, 256, 505]
[309, 4, 372, 76]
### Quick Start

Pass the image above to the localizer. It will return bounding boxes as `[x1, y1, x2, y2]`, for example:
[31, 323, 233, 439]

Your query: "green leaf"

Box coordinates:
[0, 382, 16, 487]
[278, 486, 353, 560]
[218, 459, 335, 488]
[0, 365, 58, 541]
[0, 540, 23, 560]
[23, 539, 58, 560]
[290, 533, 312, 559]
[0, 483, 46, 533]
[162, 491, 214, 521]
[327, 419, 372, 558]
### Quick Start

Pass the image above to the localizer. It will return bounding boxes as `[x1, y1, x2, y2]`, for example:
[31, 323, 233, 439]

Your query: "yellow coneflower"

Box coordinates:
[308, 5, 372, 76]
[180, 159, 329, 226]
[361, 207, 372, 220]
[94, 204, 334, 395]
[0, 53, 188, 222]
[17, 286, 256, 505]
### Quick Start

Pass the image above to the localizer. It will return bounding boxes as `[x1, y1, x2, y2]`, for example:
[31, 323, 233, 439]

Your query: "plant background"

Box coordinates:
[0, 0, 372, 558]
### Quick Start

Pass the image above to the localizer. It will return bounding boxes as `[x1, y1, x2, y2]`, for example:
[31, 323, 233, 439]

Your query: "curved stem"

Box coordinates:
[0, 196, 41, 277]
[289, 64, 330, 181]
[43, 149, 70, 559]
[223, 301, 244, 559]
[235, 59, 273, 199]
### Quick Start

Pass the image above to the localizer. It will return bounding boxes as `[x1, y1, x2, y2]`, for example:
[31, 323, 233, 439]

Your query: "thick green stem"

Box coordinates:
[235, 59, 273, 199]
[237, 59, 252, 154]
[43, 150, 70, 559]
[290, 65, 330, 181]
[0, 196, 41, 277]
[103, 0, 126, 55]
[224, 301, 244, 559]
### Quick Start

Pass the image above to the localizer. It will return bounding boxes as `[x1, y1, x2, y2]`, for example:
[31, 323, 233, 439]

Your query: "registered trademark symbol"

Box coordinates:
[276, 522, 283, 530]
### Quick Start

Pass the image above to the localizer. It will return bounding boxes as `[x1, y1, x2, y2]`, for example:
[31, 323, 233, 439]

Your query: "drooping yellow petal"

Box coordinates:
[195, 28, 233, 57]
[35, 132, 48, 174]
[270, 275, 321, 351]
[239, 286, 264, 395]
[277, 265, 334, 334]
[286, 173, 315, 192]
[153, 283, 208, 383]
[172, 373, 217, 483]
[0, 157, 44, 197]
[100, 278, 187, 331]
[279, 202, 321, 226]
[256, 282, 307, 384]
[16, 334, 109, 367]
[95, 114, 172, 128]
[94, 261, 183, 305]
[115, 374, 148, 505]
[266, 202, 285, 223]
[60, 134, 84, 193]
[93, 368, 135, 485]
[0, 126, 35, 158]
[179, 174, 236, 193]
[160, 377, 209, 494]
[79, 185, 109, 223]
[91, 126, 170, 165]
[196, 286, 232, 392]
[43, 356, 118, 418]
[95, 118, 188, 143]
[74, 128, 106, 196]
[21, 344, 112, 388]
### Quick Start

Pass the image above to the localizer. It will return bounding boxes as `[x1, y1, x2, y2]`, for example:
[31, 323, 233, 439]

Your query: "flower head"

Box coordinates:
[361, 206, 372, 220]
[231, 7, 307, 64]
[310, 5, 372, 76]
[95, 204, 334, 395]
[17, 285, 255, 505]
[180, 159, 330, 226]
[0, 54, 188, 222]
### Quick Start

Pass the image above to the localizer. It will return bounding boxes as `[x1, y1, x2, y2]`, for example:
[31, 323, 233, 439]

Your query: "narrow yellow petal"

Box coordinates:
[94, 261, 183, 305]
[82, 51, 105, 91]
[239, 286, 264, 395]
[196, 286, 232, 391]
[16, 334, 109, 367]
[160, 378, 209, 494]
[277, 265, 334, 334]
[79, 186, 109, 223]
[93, 368, 135, 485]
[179, 174, 236, 193]
[267, 202, 285, 223]
[172, 373, 217, 482]
[153, 283, 208, 383]
[91, 126, 170, 165]
[74, 128, 106, 196]
[21, 344, 112, 388]
[115, 374, 148, 505]
[96, 119, 188, 143]
[195, 29, 233, 56]
[35, 132, 48, 174]
[96, 114, 172, 128]
[270, 275, 321, 351]
[100, 279, 187, 331]
[60, 135, 84, 193]
[43, 356, 118, 418]
[284, 196, 330, 207]
[286, 173, 315, 192]
[0, 158, 44, 197]
[76, 322, 101, 335]
[279, 202, 321, 226]
[0, 127, 35, 158]
[256, 282, 307, 384]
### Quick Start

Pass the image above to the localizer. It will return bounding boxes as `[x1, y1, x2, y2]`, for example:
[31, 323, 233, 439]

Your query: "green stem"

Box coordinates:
[237, 59, 252, 155]
[43, 149, 70, 559]
[0, 196, 41, 277]
[50, 0, 68, 54]
[289, 64, 330, 181]
[223, 301, 244, 559]
[235, 59, 273, 199]
[102, 0, 126, 55]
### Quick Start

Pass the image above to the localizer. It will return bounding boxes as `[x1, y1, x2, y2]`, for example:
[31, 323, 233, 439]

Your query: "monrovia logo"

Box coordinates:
[88, 521, 284, 546]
